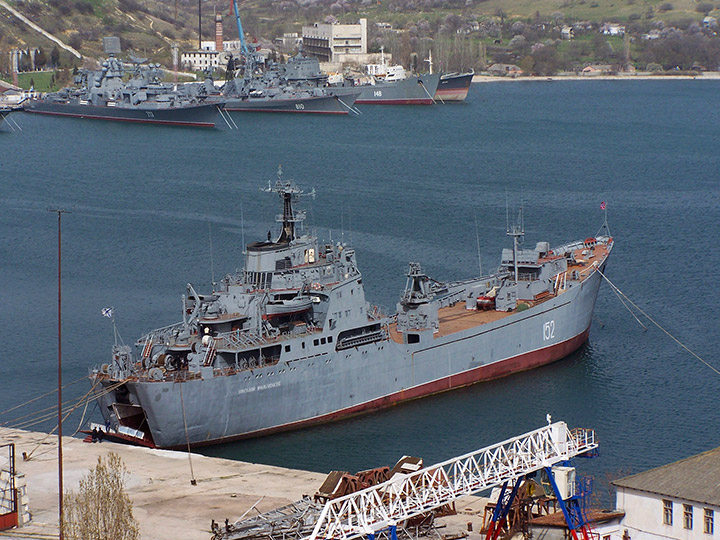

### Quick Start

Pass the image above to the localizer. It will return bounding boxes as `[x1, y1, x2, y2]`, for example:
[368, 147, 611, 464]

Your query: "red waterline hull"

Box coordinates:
[23, 108, 216, 128]
[170, 327, 590, 449]
[354, 98, 434, 105]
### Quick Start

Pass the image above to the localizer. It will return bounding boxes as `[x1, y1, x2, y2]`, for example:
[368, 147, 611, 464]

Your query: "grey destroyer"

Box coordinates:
[89, 169, 613, 449]
[24, 38, 221, 128]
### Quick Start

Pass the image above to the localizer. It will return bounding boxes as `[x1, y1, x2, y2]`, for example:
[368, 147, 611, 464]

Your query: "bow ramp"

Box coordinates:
[307, 421, 596, 540]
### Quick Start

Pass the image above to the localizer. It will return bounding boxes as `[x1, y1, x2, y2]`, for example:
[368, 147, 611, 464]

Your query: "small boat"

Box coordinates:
[265, 295, 313, 319]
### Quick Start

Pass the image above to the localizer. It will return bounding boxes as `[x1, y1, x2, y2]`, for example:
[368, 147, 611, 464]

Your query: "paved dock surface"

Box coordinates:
[0, 428, 488, 540]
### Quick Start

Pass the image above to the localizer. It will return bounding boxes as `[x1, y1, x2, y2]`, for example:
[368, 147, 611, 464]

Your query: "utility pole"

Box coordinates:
[49, 208, 70, 540]
[198, 0, 202, 50]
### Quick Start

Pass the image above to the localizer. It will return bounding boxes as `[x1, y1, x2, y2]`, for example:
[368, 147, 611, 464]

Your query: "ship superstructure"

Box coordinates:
[90, 170, 613, 449]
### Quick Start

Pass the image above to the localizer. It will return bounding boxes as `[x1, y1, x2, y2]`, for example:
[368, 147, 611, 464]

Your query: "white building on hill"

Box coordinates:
[607, 446, 720, 540]
[301, 19, 368, 63]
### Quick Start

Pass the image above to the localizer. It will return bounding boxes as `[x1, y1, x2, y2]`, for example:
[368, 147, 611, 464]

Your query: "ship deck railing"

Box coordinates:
[217, 329, 269, 349]
[136, 321, 185, 346]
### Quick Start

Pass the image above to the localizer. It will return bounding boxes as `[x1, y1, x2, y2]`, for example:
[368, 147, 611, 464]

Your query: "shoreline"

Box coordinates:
[0, 427, 487, 540]
[472, 71, 720, 82]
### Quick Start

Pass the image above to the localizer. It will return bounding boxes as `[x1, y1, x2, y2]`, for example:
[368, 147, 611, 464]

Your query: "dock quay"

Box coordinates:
[0, 427, 488, 540]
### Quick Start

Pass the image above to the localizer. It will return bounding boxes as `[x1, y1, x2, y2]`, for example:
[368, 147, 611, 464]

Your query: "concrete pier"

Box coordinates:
[0, 428, 488, 540]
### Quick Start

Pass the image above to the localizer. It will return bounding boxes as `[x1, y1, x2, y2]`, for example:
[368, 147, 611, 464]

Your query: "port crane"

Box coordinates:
[216, 421, 599, 540]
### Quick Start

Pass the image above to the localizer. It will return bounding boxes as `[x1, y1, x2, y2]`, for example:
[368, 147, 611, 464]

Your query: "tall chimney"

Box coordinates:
[11, 50, 19, 87]
[215, 14, 223, 52]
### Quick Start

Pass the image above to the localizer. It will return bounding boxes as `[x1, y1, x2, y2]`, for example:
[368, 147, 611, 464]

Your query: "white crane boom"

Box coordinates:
[306, 421, 597, 540]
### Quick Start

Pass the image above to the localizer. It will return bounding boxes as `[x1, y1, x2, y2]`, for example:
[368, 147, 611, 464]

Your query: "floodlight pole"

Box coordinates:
[49, 208, 69, 540]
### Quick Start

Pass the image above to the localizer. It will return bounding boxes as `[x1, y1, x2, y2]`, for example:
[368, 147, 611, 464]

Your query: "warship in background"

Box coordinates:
[179, 2, 359, 115]
[89, 167, 614, 449]
[285, 50, 441, 105]
[425, 51, 473, 102]
[24, 38, 221, 128]
[214, 54, 359, 114]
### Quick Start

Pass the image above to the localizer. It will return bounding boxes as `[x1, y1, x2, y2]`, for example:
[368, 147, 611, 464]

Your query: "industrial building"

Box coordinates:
[301, 18, 368, 63]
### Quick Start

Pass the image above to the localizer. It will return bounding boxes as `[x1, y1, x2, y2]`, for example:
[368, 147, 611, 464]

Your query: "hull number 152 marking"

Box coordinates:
[543, 320, 556, 341]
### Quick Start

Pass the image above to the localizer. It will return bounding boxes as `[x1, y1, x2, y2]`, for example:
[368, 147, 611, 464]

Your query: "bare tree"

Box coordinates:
[62, 453, 140, 540]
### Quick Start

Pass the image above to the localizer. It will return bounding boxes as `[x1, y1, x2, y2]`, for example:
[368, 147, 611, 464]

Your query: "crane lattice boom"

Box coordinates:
[306, 421, 597, 540]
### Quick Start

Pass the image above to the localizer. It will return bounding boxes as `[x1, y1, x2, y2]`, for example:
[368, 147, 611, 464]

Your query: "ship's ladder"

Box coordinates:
[141, 336, 153, 360]
[543, 467, 600, 540]
[303, 421, 598, 540]
[203, 340, 217, 367]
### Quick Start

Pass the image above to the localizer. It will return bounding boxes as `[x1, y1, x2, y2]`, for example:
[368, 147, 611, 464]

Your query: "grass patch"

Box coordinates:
[2, 71, 61, 91]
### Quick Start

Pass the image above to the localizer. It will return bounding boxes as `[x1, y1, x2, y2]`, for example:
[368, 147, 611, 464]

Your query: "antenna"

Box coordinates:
[241, 203, 246, 256]
[505, 191, 510, 233]
[208, 221, 215, 288]
[349, 210, 353, 246]
[340, 200, 345, 244]
[474, 211, 483, 275]
[505, 197, 524, 283]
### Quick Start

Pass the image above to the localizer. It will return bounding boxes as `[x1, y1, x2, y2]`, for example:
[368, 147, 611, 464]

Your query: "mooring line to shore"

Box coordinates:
[0, 374, 88, 420]
[22, 379, 116, 461]
[596, 266, 719, 376]
[3, 378, 124, 432]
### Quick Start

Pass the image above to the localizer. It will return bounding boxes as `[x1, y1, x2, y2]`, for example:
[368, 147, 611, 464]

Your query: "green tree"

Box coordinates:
[50, 46, 60, 68]
[35, 47, 47, 69]
[62, 453, 140, 540]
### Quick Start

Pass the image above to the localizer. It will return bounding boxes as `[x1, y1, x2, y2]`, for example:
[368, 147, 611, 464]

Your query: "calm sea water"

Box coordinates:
[1, 81, 719, 502]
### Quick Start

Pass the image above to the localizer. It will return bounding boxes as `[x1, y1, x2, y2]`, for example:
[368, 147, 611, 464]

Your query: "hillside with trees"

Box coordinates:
[1, 0, 719, 82]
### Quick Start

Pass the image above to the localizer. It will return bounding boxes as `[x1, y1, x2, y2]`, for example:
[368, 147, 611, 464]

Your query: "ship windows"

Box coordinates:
[276, 257, 292, 271]
[407, 334, 420, 344]
[248, 271, 273, 289]
[328, 336, 333, 343]
[302, 342, 306, 349]
[284, 345, 291, 352]
[313, 338, 319, 346]
[320, 337, 326, 345]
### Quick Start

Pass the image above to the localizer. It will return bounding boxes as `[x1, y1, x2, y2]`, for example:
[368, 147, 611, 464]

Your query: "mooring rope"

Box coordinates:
[22, 379, 127, 460]
[179, 382, 197, 485]
[0, 374, 89, 419]
[596, 266, 719, 377]
[6, 378, 125, 431]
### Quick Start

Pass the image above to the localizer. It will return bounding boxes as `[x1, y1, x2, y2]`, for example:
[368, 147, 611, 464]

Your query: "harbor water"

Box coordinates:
[1, 80, 719, 501]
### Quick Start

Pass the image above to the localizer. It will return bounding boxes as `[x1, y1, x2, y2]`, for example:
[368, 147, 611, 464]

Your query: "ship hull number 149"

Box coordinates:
[543, 320, 556, 341]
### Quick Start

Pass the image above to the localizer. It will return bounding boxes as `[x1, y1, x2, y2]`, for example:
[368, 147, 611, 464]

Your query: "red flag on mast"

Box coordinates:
[600, 201, 606, 210]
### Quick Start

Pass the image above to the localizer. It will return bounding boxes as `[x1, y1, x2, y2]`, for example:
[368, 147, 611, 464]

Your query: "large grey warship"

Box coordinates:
[90, 169, 613, 449]
[24, 38, 221, 128]
[282, 53, 441, 105]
